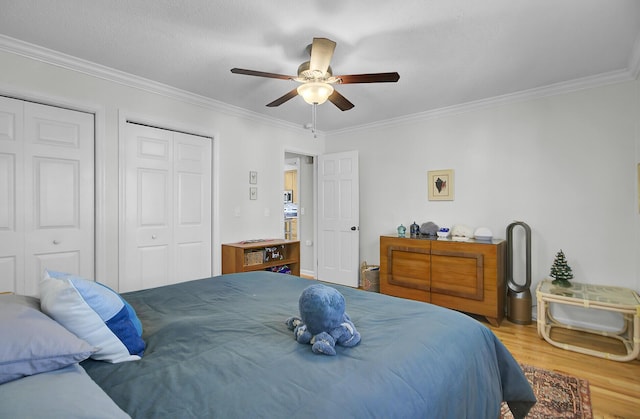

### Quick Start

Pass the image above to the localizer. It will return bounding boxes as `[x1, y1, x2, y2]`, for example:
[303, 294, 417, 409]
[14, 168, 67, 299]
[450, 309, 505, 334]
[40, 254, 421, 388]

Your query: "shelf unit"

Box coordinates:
[221, 239, 300, 276]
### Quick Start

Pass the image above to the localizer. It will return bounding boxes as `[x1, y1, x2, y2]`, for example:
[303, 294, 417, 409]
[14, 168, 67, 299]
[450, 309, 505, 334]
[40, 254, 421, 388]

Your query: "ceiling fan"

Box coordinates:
[230, 37, 400, 112]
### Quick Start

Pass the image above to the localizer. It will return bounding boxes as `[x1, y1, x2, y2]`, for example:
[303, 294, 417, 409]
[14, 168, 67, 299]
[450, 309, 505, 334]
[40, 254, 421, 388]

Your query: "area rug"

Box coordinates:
[501, 364, 592, 419]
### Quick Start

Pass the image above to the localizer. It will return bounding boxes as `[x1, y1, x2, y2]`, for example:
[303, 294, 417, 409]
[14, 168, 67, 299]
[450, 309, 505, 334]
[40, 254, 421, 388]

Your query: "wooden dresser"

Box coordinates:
[380, 235, 505, 326]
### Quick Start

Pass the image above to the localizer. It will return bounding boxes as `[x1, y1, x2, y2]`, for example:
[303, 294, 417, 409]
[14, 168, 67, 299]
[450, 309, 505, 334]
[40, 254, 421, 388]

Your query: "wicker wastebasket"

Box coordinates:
[360, 262, 380, 292]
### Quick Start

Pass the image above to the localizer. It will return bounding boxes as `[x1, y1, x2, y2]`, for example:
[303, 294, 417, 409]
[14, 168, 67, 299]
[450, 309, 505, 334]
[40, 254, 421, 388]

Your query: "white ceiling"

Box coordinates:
[1, 0, 639, 132]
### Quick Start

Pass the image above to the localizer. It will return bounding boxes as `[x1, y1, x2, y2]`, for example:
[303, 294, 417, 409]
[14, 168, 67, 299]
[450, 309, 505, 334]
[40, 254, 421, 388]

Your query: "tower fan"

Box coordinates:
[506, 221, 532, 324]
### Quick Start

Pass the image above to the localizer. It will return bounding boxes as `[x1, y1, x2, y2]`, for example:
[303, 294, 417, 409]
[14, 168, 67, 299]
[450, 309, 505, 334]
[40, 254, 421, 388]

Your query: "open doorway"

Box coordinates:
[284, 152, 315, 278]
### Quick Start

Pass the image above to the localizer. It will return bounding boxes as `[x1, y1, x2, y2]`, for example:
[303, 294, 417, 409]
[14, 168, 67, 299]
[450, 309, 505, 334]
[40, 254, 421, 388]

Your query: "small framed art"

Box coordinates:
[249, 171, 258, 184]
[250, 187, 257, 200]
[428, 169, 454, 201]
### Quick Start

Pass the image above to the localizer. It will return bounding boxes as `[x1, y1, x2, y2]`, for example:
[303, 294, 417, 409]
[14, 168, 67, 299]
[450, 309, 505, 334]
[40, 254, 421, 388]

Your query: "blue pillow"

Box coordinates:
[0, 302, 96, 384]
[40, 270, 145, 363]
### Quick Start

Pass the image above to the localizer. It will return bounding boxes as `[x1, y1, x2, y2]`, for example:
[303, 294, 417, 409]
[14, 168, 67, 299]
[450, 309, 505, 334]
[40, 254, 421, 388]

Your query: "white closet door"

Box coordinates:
[122, 123, 211, 292]
[0, 97, 94, 295]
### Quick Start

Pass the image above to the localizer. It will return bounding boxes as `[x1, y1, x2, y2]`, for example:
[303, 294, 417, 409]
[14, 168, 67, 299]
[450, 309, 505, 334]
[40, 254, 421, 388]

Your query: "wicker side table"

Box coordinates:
[536, 279, 640, 362]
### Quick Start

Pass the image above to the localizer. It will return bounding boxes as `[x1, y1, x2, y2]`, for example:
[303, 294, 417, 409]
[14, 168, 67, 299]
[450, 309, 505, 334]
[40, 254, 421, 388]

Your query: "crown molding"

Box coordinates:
[0, 34, 307, 133]
[332, 32, 640, 136]
[329, 67, 636, 136]
[1, 33, 636, 138]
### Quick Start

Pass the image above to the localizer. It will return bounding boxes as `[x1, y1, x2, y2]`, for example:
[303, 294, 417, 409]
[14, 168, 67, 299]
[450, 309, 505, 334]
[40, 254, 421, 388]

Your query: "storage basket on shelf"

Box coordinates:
[244, 250, 265, 266]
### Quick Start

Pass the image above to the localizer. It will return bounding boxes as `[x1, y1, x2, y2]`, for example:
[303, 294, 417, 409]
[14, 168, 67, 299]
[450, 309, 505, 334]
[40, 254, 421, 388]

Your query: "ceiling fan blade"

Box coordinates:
[230, 68, 293, 80]
[266, 88, 299, 107]
[309, 38, 336, 74]
[337, 72, 400, 84]
[328, 90, 354, 111]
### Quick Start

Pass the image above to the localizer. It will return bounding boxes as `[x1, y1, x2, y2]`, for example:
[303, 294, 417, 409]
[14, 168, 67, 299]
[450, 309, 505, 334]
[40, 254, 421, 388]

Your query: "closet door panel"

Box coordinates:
[123, 124, 173, 292]
[34, 251, 80, 280]
[139, 245, 170, 290]
[0, 155, 15, 230]
[0, 153, 19, 285]
[0, 97, 23, 293]
[23, 102, 94, 295]
[173, 132, 211, 283]
[34, 157, 79, 227]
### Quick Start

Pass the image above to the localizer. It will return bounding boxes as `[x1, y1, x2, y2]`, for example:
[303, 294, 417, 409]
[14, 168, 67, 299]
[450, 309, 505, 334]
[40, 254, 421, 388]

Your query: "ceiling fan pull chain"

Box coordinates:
[312, 103, 317, 138]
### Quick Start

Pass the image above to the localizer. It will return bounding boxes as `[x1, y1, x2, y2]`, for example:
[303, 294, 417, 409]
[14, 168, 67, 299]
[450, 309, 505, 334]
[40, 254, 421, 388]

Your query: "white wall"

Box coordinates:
[326, 81, 640, 298]
[0, 48, 325, 290]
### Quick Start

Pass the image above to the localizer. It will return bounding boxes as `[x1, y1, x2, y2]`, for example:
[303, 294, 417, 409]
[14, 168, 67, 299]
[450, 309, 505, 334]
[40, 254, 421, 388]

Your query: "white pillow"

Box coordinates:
[39, 270, 145, 363]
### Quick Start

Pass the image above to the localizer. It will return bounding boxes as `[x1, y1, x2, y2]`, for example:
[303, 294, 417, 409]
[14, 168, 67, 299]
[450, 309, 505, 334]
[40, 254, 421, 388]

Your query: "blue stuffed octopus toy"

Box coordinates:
[285, 283, 361, 356]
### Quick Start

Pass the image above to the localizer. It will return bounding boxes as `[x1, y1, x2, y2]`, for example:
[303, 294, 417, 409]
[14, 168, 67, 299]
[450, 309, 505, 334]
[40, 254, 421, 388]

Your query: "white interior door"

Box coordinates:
[122, 123, 211, 292]
[0, 96, 94, 295]
[317, 150, 359, 287]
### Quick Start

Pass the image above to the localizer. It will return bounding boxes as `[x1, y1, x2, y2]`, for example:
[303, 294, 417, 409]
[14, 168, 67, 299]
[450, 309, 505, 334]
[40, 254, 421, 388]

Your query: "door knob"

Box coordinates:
[152, 235, 157, 239]
[53, 240, 60, 245]
[350, 226, 358, 231]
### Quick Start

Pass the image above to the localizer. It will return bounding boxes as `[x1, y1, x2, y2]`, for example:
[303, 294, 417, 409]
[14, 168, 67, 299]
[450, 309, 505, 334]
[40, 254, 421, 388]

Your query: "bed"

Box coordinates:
[1, 271, 535, 418]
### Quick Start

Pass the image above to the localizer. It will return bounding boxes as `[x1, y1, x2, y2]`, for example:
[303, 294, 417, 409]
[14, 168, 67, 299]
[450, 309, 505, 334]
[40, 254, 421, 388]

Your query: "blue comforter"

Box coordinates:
[83, 272, 535, 418]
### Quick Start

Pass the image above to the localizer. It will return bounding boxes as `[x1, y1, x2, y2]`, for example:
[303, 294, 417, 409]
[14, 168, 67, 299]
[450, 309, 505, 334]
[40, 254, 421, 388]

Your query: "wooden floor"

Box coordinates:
[484, 318, 640, 419]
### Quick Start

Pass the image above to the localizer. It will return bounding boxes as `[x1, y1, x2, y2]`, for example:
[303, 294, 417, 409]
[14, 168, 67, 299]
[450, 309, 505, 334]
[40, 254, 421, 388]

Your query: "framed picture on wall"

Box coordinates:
[250, 187, 257, 200]
[249, 171, 258, 184]
[428, 169, 454, 201]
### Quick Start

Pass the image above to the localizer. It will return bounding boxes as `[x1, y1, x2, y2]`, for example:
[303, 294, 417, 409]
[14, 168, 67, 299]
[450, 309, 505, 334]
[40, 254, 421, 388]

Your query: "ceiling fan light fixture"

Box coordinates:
[297, 82, 334, 105]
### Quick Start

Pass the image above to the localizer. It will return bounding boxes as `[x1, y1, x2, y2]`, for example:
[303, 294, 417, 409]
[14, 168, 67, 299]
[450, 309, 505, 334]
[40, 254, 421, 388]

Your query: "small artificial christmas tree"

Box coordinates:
[549, 249, 573, 287]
